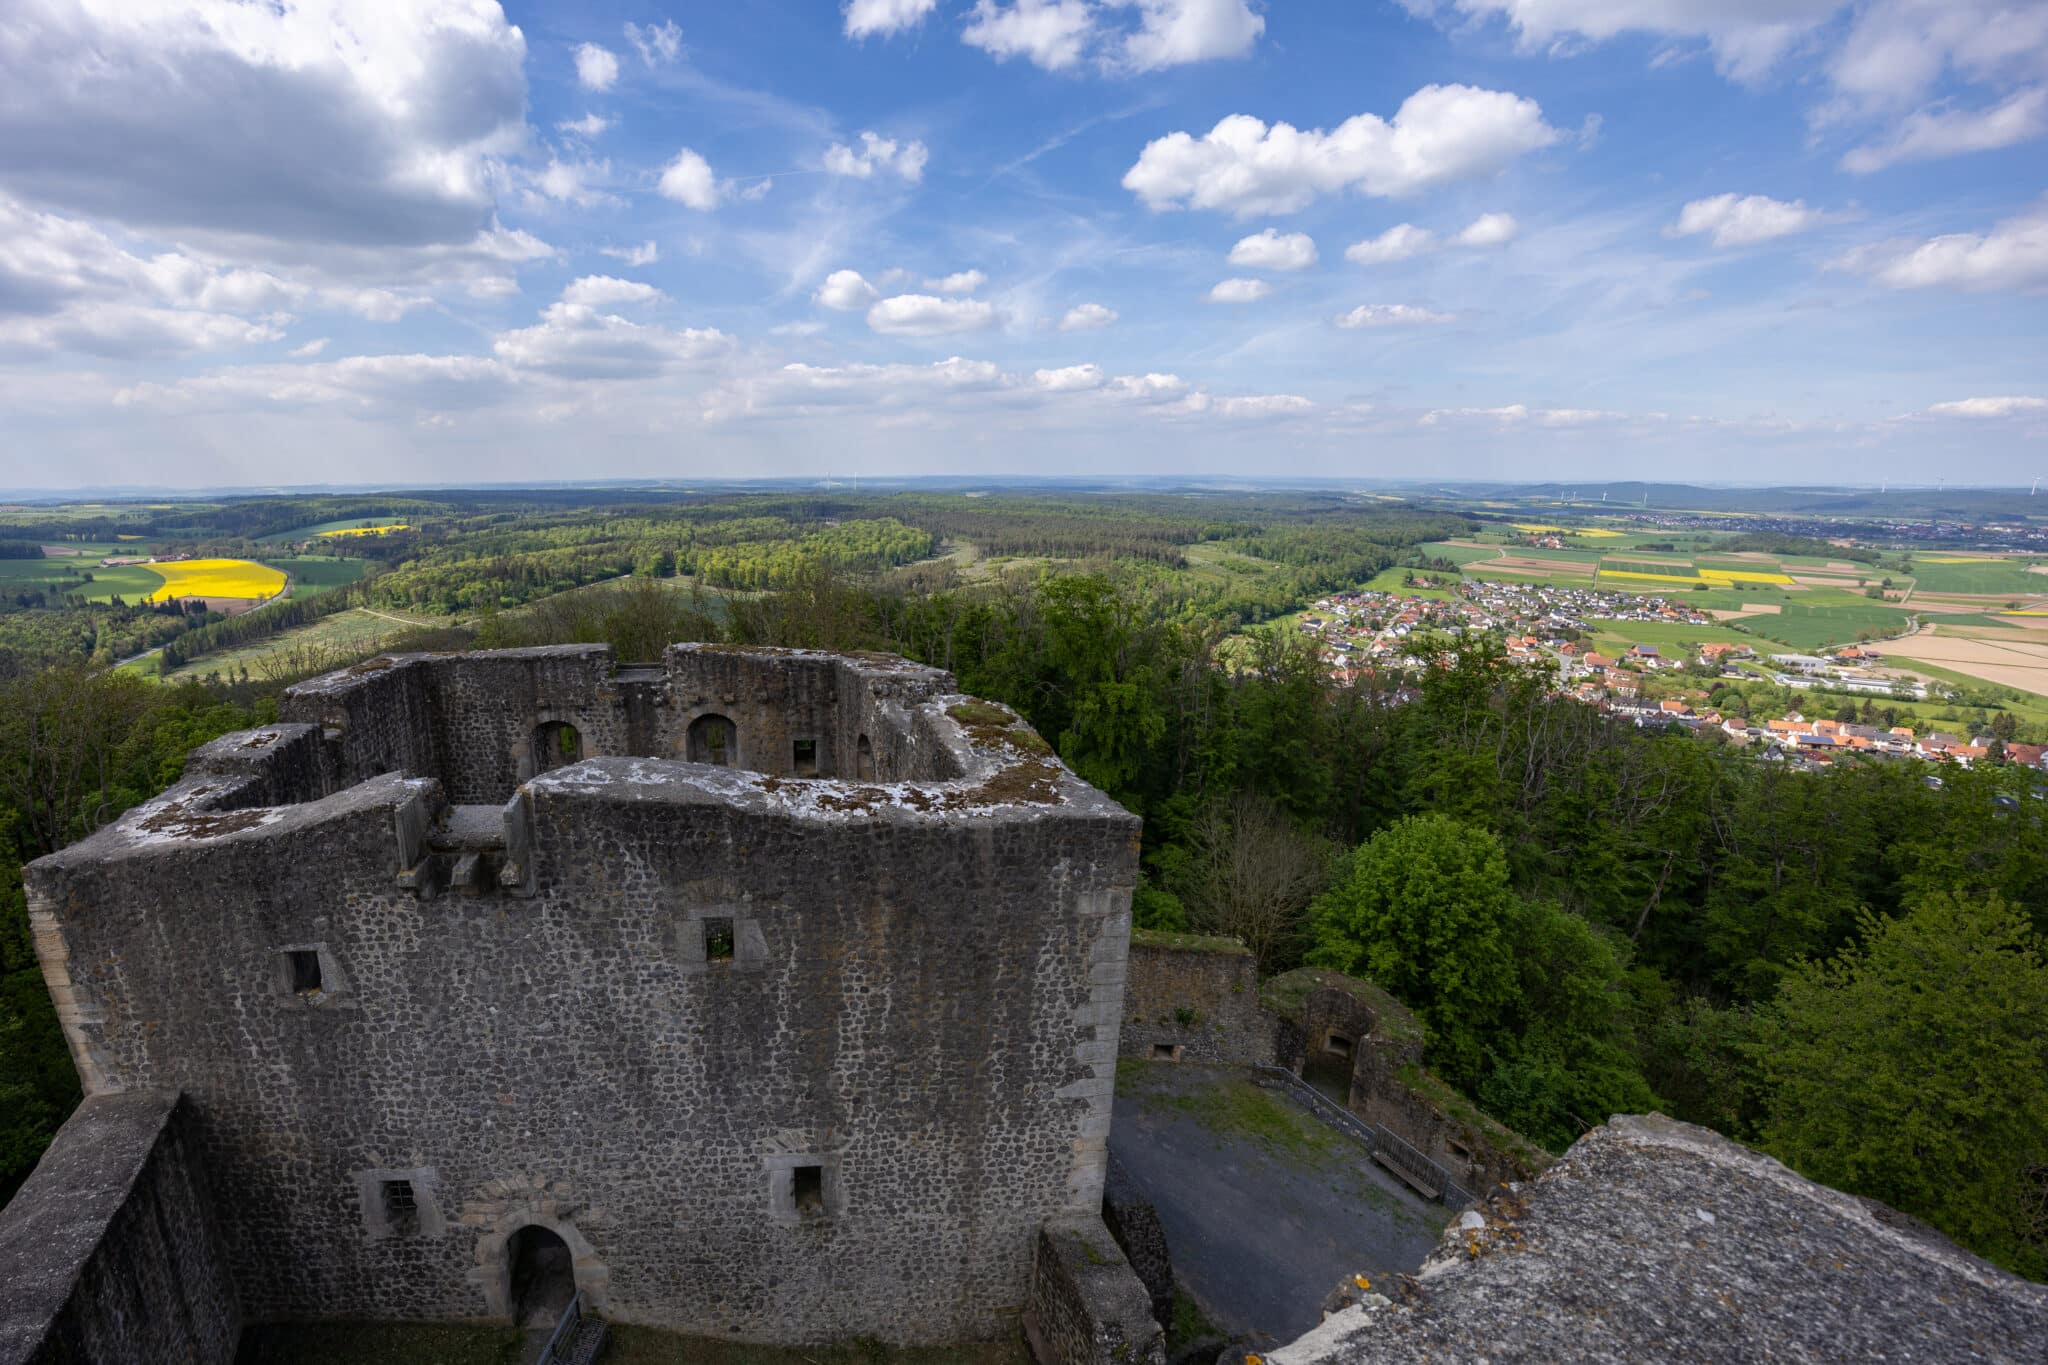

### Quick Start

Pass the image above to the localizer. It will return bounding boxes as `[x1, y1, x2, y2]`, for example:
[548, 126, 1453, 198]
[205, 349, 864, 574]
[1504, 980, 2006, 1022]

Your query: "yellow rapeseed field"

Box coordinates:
[1698, 569, 1795, 585]
[143, 558, 287, 603]
[316, 523, 410, 538]
[1598, 570, 1698, 584]
[1511, 522, 1625, 538]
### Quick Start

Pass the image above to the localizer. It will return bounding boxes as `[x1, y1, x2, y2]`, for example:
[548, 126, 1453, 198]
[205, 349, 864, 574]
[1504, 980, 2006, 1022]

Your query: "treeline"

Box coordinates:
[156, 583, 368, 672]
[1720, 531, 1880, 564]
[0, 542, 42, 560]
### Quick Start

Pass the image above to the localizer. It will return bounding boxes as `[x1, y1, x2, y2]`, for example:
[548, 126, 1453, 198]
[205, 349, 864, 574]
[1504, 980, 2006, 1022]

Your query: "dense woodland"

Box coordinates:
[0, 491, 2041, 1280]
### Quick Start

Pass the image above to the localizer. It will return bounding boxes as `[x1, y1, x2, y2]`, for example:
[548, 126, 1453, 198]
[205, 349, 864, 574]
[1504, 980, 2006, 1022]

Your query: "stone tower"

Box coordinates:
[23, 644, 1140, 1344]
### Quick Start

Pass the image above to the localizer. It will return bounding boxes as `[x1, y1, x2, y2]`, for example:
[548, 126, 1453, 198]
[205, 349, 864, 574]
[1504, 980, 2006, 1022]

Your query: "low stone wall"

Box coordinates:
[0, 1092, 239, 1365]
[1100, 1154, 1172, 1330]
[1119, 930, 1276, 1066]
[1024, 1215, 1165, 1365]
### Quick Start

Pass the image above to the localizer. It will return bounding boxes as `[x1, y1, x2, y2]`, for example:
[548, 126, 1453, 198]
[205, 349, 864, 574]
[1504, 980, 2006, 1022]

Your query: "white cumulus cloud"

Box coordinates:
[558, 113, 612, 140]
[815, 270, 881, 311]
[658, 149, 730, 211]
[1059, 302, 1119, 331]
[1035, 363, 1106, 391]
[1834, 205, 2048, 291]
[1124, 86, 1559, 216]
[1346, 224, 1438, 265]
[823, 132, 931, 183]
[1668, 194, 1827, 247]
[1228, 229, 1318, 271]
[1925, 395, 2048, 418]
[1120, 0, 1266, 71]
[1404, 0, 1843, 83]
[574, 43, 620, 92]
[1334, 303, 1451, 328]
[1207, 278, 1272, 303]
[560, 276, 663, 309]
[963, 0, 1098, 72]
[845, 0, 940, 38]
[926, 270, 988, 294]
[867, 294, 999, 335]
[1455, 211, 1518, 247]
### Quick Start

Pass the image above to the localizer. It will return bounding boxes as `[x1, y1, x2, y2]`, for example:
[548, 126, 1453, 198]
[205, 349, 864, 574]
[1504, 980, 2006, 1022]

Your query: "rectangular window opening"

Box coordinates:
[1150, 1043, 1181, 1062]
[792, 737, 819, 777]
[704, 916, 735, 963]
[1324, 1033, 1353, 1058]
[793, 1164, 825, 1217]
[381, 1178, 419, 1237]
[287, 949, 323, 995]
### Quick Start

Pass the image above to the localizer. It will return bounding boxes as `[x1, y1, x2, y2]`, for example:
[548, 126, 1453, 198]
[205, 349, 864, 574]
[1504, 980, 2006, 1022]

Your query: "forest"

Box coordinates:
[0, 490, 2040, 1281]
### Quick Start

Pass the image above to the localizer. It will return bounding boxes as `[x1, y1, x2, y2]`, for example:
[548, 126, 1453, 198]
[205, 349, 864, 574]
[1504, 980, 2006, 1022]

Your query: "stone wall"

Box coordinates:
[1118, 930, 1275, 1066]
[1262, 970, 1547, 1196]
[0, 1092, 238, 1365]
[25, 646, 1140, 1347]
[1023, 1216, 1165, 1365]
[1100, 1154, 1172, 1330]
[1115, 947, 1547, 1201]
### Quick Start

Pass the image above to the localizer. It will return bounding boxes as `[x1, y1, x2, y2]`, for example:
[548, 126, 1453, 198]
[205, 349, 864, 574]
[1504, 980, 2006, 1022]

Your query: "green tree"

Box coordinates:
[1307, 814, 1519, 1081]
[1756, 893, 2048, 1279]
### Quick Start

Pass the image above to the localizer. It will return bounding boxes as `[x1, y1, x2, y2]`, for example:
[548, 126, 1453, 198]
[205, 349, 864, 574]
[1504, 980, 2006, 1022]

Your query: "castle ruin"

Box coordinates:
[11, 645, 1141, 1352]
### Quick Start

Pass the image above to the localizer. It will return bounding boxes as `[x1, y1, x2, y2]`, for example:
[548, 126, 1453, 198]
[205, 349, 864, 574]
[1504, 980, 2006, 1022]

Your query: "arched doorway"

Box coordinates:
[533, 721, 582, 773]
[855, 733, 875, 781]
[688, 713, 737, 766]
[508, 1224, 576, 1327]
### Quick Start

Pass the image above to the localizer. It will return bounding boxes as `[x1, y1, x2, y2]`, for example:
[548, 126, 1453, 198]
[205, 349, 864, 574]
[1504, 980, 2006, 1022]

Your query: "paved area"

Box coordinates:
[1110, 1061, 1450, 1351]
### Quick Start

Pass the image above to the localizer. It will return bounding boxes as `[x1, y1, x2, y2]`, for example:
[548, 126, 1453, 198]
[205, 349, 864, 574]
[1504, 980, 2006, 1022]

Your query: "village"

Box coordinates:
[1295, 580, 2040, 774]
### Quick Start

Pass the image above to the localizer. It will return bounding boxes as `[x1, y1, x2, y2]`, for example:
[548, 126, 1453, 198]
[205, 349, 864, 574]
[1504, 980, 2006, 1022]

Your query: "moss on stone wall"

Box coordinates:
[1129, 928, 1248, 957]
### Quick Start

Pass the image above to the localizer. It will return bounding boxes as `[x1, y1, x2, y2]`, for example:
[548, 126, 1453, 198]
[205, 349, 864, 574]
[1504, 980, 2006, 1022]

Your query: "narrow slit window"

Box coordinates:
[287, 949, 323, 995]
[704, 916, 735, 963]
[792, 737, 819, 777]
[792, 1164, 825, 1217]
[381, 1178, 419, 1237]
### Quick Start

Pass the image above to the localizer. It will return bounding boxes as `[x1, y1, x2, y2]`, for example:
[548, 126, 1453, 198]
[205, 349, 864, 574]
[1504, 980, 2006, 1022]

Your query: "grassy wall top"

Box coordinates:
[1130, 928, 1251, 957]
[1260, 967, 1424, 1042]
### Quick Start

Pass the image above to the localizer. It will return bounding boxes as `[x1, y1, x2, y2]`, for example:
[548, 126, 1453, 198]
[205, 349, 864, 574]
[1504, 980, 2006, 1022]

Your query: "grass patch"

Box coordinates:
[0, 555, 166, 602]
[1157, 1075, 1348, 1165]
[1132, 928, 1250, 957]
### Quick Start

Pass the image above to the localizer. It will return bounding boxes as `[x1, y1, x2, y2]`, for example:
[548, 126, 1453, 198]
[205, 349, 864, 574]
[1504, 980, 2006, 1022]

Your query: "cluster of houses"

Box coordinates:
[1296, 581, 1715, 684]
[1291, 579, 2032, 772]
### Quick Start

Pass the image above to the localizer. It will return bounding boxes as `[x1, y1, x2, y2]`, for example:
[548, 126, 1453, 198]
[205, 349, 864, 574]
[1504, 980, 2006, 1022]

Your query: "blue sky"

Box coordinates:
[0, 0, 2044, 489]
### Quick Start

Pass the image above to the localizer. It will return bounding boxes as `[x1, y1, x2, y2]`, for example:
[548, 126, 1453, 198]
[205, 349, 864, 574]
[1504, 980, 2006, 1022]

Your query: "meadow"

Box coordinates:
[258, 516, 412, 542]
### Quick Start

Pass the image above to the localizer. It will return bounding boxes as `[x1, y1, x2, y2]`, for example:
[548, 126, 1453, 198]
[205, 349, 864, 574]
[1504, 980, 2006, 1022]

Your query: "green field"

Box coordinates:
[261, 555, 366, 598]
[1419, 540, 1512, 565]
[1904, 558, 2048, 595]
[0, 552, 166, 603]
[156, 607, 433, 681]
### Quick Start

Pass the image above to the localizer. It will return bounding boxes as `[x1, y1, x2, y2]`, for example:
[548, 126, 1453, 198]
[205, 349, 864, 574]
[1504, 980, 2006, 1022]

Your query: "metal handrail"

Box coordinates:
[1252, 1063, 1477, 1210]
[536, 1289, 583, 1365]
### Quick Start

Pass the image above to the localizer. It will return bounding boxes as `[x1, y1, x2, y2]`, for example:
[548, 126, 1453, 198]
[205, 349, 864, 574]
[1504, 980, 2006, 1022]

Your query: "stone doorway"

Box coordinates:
[533, 721, 583, 773]
[687, 713, 738, 766]
[508, 1224, 576, 1327]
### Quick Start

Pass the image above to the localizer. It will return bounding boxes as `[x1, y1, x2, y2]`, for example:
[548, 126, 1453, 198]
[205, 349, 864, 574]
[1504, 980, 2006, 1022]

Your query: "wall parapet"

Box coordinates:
[1023, 1214, 1165, 1365]
[0, 1092, 238, 1365]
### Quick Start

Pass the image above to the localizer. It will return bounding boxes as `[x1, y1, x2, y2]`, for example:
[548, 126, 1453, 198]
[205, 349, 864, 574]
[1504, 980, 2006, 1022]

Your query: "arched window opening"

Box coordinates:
[688, 713, 738, 766]
[508, 1224, 575, 1327]
[533, 721, 582, 772]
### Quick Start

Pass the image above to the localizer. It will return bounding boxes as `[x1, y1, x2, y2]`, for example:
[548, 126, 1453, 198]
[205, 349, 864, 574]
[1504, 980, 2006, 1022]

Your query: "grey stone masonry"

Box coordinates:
[1267, 1115, 2048, 1364]
[0, 1092, 239, 1365]
[22, 644, 1141, 1347]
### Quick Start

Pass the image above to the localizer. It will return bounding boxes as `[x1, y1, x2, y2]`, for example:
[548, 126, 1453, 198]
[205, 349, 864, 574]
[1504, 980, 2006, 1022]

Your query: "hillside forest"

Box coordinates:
[0, 489, 2041, 1282]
